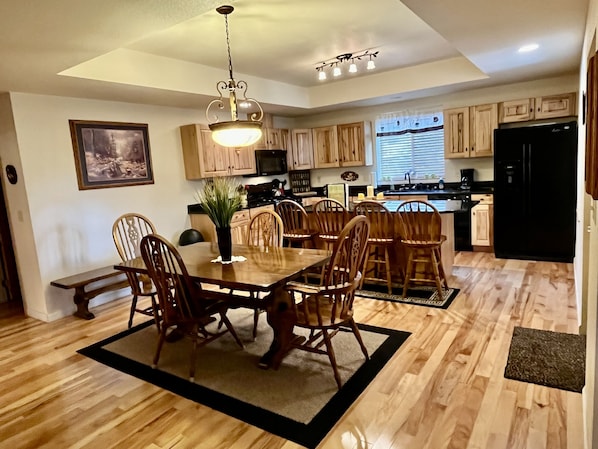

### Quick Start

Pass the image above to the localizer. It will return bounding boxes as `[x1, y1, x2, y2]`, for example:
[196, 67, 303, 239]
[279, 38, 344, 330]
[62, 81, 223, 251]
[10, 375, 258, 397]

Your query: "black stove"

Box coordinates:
[246, 180, 302, 208]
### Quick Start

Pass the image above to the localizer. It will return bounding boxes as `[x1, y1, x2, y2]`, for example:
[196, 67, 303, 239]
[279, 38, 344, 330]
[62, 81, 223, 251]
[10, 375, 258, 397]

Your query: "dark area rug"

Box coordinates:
[357, 283, 460, 309]
[504, 326, 586, 393]
[77, 309, 410, 449]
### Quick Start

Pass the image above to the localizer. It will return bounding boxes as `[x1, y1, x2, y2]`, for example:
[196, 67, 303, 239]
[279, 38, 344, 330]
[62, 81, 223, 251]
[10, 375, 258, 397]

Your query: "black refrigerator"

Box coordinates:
[494, 121, 577, 262]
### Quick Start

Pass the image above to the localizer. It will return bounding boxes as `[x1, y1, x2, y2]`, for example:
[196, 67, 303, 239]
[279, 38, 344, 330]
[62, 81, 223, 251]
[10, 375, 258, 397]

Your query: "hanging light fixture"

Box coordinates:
[206, 5, 263, 148]
[315, 50, 379, 81]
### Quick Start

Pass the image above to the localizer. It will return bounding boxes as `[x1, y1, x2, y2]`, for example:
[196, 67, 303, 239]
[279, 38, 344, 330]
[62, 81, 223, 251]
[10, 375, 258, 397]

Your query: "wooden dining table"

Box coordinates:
[114, 241, 330, 369]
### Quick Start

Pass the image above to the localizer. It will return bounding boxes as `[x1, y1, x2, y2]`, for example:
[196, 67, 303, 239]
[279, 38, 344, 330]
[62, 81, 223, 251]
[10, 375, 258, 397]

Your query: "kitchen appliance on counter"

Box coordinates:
[460, 168, 474, 190]
[494, 121, 577, 262]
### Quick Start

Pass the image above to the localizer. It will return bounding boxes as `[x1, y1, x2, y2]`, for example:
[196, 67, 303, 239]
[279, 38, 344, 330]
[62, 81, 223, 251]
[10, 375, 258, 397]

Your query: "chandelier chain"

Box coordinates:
[224, 13, 234, 80]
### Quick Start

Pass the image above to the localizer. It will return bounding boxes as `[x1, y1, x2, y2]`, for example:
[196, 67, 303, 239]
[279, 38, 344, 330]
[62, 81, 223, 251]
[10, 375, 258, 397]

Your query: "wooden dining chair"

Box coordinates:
[239, 209, 285, 339]
[354, 200, 398, 294]
[247, 209, 284, 248]
[286, 215, 371, 389]
[396, 200, 449, 300]
[312, 198, 350, 250]
[112, 213, 160, 329]
[275, 199, 317, 248]
[140, 234, 243, 382]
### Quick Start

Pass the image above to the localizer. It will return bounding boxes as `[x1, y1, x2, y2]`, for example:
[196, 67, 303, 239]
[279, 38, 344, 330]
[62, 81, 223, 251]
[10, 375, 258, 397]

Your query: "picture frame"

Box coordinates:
[69, 120, 154, 190]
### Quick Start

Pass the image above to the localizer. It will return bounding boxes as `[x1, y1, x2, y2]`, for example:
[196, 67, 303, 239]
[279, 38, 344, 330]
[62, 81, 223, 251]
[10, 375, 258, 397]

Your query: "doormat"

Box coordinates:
[357, 283, 460, 309]
[504, 326, 586, 393]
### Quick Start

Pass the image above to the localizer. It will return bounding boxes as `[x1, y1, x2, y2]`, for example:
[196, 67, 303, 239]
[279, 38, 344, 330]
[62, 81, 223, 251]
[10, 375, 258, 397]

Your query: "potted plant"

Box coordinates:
[195, 177, 242, 262]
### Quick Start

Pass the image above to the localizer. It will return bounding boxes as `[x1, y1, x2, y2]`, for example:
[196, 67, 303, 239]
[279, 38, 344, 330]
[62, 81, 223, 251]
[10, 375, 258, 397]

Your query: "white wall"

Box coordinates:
[5, 93, 213, 321]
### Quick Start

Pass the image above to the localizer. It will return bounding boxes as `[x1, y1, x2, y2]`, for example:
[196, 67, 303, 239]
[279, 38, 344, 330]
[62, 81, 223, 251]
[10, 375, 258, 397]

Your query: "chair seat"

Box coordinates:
[284, 230, 317, 239]
[368, 237, 395, 245]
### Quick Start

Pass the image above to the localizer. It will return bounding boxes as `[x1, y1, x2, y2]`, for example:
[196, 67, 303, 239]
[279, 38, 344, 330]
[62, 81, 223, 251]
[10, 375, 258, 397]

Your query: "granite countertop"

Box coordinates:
[379, 199, 473, 213]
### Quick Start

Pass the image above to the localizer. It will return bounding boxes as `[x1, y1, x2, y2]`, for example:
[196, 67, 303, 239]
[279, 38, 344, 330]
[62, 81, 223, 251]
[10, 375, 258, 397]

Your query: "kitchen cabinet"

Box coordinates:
[499, 92, 577, 123]
[190, 209, 250, 245]
[180, 124, 256, 179]
[254, 127, 291, 150]
[337, 121, 373, 167]
[289, 128, 314, 170]
[471, 194, 494, 248]
[312, 121, 373, 168]
[444, 103, 497, 159]
[312, 125, 339, 168]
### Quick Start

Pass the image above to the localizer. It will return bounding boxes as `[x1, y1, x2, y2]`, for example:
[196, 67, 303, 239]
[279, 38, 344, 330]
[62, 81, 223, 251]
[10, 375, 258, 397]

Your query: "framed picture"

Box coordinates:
[69, 120, 154, 190]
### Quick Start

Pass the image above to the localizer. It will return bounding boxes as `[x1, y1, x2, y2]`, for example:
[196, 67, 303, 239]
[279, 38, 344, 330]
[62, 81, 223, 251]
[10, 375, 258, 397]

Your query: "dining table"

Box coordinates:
[114, 241, 330, 369]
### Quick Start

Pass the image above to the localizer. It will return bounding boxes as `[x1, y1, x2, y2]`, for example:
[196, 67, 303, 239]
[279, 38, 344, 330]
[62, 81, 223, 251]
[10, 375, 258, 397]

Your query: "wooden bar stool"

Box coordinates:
[354, 200, 397, 294]
[396, 200, 449, 299]
[312, 198, 350, 250]
[275, 199, 317, 248]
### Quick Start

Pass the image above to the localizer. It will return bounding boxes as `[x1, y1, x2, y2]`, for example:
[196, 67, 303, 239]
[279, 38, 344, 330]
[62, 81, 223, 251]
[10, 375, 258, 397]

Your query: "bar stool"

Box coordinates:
[312, 198, 350, 250]
[354, 200, 397, 294]
[396, 200, 449, 299]
[275, 199, 317, 248]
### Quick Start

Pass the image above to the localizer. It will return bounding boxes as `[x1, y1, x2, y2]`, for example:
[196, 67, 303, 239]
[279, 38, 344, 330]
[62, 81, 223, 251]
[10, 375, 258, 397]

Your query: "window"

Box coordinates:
[375, 111, 444, 184]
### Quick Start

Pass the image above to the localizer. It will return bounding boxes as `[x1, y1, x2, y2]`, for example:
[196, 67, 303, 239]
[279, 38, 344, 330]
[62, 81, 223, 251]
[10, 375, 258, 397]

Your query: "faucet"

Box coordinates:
[404, 172, 411, 187]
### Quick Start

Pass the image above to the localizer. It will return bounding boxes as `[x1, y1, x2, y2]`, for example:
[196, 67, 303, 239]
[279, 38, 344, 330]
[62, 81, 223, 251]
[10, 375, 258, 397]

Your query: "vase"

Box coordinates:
[216, 226, 232, 262]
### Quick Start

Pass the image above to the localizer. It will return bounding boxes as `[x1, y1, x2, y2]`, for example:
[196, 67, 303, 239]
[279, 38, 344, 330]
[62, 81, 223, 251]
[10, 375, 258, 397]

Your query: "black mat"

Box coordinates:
[357, 283, 460, 309]
[78, 318, 410, 449]
[504, 326, 586, 393]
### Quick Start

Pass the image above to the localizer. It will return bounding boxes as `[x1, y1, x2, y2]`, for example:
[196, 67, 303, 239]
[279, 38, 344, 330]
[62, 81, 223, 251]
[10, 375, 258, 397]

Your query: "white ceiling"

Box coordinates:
[0, 0, 588, 117]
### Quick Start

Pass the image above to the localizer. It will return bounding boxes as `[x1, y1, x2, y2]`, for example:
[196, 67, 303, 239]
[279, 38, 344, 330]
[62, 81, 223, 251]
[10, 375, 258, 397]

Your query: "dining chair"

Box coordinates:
[240, 209, 284, 339]
[353, 200, 398, 294]
[112, 213, 160, 330]
[140, 233, 243, 382]
[275, 199, 318, 248]
[286, 214, 371, 389]
[396, 200, 449, 300]
[312, 198, 350, 250]
[247, 209, 284, 248]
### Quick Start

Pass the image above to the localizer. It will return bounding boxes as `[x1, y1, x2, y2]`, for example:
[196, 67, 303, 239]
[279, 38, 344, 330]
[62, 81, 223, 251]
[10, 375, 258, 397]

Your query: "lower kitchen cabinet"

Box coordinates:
[189, 205, 274, 246]
[471, 202, 494, 248]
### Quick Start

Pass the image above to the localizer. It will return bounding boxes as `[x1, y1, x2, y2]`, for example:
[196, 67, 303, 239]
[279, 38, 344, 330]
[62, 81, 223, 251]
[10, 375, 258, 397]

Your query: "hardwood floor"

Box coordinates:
[0, 252, 583, 448]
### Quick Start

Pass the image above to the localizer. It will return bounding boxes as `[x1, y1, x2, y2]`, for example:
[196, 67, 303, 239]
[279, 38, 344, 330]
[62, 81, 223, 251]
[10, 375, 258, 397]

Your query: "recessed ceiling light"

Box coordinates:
[518, 43, 539, 53]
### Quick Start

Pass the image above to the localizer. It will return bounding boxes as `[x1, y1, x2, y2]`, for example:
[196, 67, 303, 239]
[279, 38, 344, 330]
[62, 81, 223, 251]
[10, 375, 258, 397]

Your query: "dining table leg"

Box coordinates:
[258, 285, 302, 369]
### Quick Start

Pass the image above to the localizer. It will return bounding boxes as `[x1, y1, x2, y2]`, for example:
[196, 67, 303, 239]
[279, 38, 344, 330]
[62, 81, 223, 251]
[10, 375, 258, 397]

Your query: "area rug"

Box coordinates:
[78, 309, 410, 449]
[357, 283, 460, 309]
[504, 326, 586, 393]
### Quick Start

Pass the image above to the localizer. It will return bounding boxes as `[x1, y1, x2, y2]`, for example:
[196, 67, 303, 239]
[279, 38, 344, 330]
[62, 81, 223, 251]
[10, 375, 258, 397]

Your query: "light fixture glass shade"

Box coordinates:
[333, 66, 342, 77]
[349, 62, 357, 73]
[209, 121, 263, 147]
[367, 59, 376, 70]
[318, 70, 327, 80]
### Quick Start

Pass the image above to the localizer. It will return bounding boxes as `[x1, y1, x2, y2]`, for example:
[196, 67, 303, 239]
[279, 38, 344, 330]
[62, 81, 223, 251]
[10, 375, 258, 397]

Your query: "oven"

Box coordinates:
[428, 192, 474, 251]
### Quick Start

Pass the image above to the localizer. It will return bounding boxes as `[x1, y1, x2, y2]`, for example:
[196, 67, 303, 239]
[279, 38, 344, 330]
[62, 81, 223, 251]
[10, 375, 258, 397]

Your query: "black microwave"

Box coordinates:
[255, 149, 288, 176]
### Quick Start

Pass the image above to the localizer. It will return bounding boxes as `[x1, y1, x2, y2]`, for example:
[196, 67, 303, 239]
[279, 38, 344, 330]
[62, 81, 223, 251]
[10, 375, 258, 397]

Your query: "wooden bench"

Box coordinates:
[51, 265, 130, 319]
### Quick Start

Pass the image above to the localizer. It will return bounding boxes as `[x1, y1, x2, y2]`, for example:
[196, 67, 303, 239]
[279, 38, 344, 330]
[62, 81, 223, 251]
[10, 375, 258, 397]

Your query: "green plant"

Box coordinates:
[195, 177, 242, 228]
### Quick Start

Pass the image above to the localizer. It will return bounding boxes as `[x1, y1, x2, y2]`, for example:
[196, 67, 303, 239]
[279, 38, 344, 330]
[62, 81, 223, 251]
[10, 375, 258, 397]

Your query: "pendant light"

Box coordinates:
[206, 5, 263, 148]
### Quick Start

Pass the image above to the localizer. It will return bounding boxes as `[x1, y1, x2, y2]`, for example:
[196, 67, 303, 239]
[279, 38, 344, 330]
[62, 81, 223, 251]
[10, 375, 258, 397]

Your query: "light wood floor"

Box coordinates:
[0, 252, 584, 449]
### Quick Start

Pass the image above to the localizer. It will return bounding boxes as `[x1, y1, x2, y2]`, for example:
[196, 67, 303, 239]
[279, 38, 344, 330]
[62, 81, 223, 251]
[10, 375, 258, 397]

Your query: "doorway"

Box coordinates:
[0, 175, 22, 307]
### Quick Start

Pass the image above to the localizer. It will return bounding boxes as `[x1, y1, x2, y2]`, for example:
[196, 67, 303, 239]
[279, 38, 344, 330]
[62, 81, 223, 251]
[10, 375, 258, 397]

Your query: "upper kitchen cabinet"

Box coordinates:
[444, 104, 497, 159]
[289, 128, 314, 170]
[253, 127, 291, 150]
[312, 121, 373, 168]
[180, 124, 256, 179]
[470, 103, 498, 157]
[313, 125, 339, 168]
[499, 92, 577, 123]
[337, 121, 373, 167]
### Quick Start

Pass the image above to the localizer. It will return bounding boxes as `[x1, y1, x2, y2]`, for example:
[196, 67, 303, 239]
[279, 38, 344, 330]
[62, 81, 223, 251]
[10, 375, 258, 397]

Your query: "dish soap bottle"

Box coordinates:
[438, 178, 445, 190]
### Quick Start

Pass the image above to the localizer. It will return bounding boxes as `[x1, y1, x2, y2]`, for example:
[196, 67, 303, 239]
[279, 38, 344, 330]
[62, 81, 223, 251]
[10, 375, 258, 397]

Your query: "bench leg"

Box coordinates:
[73, 287, 94, 320]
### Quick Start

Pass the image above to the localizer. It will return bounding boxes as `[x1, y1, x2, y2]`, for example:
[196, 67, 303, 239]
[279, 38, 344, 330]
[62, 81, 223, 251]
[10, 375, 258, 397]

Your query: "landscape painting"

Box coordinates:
[69, 120, 154, 190]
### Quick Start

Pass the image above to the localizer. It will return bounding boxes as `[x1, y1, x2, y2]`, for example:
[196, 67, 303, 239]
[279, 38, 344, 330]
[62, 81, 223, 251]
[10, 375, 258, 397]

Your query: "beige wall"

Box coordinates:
[581, 0, 598, 446]
[3, 93, 213, 320]
[279, 74, 578, 185]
